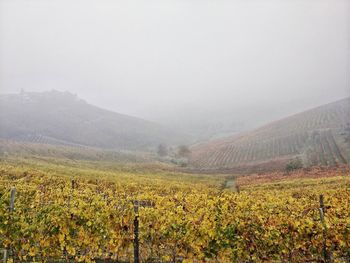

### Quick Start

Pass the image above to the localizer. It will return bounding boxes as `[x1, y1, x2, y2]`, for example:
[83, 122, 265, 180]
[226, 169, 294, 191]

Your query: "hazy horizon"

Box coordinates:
[1, 0, 349, 134]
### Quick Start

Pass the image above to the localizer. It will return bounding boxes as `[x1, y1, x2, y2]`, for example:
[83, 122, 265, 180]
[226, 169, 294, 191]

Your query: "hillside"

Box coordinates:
[0, 90, 187, 151]
[0, 139, 153, 164]
[190, 98, 350, 172]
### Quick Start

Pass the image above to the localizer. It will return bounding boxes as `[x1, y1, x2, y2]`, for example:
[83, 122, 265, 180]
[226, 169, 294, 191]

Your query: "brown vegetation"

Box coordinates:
[236, 164, 350, 187]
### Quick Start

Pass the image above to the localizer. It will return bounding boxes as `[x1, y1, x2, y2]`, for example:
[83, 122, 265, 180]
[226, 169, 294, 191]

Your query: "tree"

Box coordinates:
[177, 145, 191, 158]
[157, 144, 168, 157]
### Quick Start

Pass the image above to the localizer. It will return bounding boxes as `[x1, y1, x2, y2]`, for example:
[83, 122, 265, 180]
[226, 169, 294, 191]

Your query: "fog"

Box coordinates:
[0, 0, 349, 138]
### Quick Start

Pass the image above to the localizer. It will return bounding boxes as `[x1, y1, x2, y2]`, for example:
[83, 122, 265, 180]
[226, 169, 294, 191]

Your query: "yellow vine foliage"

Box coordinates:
[0, 161, 349, 262]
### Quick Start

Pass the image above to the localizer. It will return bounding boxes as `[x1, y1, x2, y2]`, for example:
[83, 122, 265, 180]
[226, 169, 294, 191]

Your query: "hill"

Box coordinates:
[189, 98, 350, 172]
[0, 90, 187, 151]
[0, 139, 153, 164]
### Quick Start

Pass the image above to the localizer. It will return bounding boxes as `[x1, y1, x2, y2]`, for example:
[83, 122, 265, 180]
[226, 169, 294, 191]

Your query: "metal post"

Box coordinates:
[132, 200, 154, 263]
[133, 202, 139, 263]
[9, 188, 16, 213]
[319, 195, 324, 211]
[3, 188, 16, 263]
[2, 250, 8, 263]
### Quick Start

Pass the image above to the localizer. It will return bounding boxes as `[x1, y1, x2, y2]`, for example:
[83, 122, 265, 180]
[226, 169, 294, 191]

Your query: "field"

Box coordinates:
[190, 98, 350, 172]
[1, 157, 349, 262]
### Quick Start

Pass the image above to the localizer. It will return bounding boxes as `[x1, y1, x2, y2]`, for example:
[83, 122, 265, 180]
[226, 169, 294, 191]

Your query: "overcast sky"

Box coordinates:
[0, 0, 349, 125]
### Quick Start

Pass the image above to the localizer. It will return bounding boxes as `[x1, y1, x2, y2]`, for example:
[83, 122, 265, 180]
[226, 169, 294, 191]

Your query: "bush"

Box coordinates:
[170, 157, 189, 167]
[285, 158, 303, 173]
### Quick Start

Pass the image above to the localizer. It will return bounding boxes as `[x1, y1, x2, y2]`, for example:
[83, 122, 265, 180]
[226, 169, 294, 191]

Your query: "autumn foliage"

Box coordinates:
[1, 161, 349, 262]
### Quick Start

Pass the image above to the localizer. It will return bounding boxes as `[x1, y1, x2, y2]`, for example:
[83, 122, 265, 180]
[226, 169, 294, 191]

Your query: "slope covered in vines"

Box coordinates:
[1, 159, 349, 262]
[190, 98, 350, 172]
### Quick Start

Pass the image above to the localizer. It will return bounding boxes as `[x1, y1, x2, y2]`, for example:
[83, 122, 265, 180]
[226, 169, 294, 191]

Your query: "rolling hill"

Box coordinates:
[0, 90, 187, 151]
[0, 139, 152, 163]
[189, 98, 350, 172]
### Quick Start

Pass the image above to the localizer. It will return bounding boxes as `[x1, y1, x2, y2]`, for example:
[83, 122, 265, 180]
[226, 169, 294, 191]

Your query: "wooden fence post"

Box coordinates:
[319, 194, 332, 263]
[3, 187, 16, 263]
[133, 201, 140, 263]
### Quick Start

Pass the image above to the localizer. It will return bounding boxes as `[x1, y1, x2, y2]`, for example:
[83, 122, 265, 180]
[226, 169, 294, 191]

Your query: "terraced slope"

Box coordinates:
[190, 98, 350, 172]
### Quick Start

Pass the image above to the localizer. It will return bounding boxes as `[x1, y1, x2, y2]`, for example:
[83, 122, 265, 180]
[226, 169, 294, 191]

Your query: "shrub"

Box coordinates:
[285, 158, 303, 173]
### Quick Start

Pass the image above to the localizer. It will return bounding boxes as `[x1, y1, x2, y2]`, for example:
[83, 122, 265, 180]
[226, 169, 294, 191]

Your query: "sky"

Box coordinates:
[0, 0, 349, 132]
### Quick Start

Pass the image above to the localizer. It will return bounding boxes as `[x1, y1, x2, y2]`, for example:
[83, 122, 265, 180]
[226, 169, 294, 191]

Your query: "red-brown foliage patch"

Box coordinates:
[236, 165, 350, 187]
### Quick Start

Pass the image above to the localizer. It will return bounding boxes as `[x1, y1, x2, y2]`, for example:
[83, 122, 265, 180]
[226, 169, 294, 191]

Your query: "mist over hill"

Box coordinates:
[190, 98, 350, 172]
[0, 90, 189, 150]
[1, 90, 349, 172]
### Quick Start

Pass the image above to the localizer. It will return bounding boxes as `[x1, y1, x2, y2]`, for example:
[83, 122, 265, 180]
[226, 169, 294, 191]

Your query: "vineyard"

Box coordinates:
[190, 98, 350, 171]
[1, 158, 350, 262]
[8, 134, 86, 148]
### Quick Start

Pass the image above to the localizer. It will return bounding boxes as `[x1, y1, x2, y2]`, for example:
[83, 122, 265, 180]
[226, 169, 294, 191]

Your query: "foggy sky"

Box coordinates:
[0, 0, 349, 127]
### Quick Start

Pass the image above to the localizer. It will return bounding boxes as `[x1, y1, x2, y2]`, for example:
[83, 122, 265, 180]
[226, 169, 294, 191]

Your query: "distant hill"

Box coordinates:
[0, 139, 151, 163]
[190, 98, 350, 172]
[0, 90, 187, 151]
